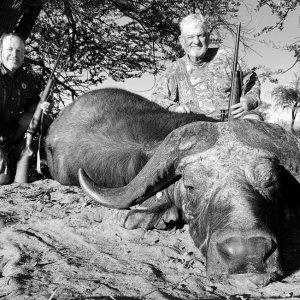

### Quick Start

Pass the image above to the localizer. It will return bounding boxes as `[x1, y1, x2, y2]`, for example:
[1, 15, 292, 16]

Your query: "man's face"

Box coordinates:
[1, 35, 25, 73]
[179, 23, 209, 60]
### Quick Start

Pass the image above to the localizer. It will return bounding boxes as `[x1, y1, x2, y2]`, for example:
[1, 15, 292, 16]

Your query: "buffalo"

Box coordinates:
[45, 88, 300, 288]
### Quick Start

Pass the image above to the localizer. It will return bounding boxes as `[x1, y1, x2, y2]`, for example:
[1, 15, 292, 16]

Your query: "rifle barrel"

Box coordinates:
[227, 22, 241, 121]
[232, 22, 241, 75]
[48, 35, 68, 80]
[27, 34, 68, 134]
[14, 33, 68, 183]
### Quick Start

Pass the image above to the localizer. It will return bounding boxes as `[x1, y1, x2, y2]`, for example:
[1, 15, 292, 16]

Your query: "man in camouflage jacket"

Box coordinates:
[151, 14, 262, 121]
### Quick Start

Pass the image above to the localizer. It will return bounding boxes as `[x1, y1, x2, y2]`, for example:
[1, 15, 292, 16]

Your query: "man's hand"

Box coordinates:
[169, 103, 191, 113]
[40, 102, 52, 115]
[230, 96, 253, 119]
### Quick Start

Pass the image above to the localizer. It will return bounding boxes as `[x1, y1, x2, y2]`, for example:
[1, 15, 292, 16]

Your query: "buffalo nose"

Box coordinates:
[217, 236, 277, 273]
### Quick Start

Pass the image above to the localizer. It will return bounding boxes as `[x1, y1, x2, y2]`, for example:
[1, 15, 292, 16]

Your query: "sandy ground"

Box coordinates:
[0, 179, 300, 300]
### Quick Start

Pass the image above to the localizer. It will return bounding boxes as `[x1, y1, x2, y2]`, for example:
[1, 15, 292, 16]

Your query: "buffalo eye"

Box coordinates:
[181, 163, 214, 200]
[184, 184, 195, 193]
[182, 175, 196, 192]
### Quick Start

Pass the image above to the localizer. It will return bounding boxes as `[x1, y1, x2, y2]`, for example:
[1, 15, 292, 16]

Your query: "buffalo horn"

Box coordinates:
[79, 122, 219, 209]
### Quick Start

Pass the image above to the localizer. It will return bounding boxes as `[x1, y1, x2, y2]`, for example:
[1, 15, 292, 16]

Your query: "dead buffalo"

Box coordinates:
[45, 88, 300, 288]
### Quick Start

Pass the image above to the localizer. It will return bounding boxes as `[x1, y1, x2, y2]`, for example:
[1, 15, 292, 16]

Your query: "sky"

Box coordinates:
[237, 1, 300, 126]
[99, 0, 300, 127]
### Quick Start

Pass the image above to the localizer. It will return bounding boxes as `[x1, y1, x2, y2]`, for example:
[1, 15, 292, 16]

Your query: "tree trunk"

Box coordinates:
[0, 0, 44, 39]
[291, 108, 296, 133]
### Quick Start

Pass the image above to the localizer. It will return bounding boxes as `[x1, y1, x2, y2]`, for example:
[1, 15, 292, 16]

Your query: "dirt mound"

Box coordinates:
[0, 179, 300, 300]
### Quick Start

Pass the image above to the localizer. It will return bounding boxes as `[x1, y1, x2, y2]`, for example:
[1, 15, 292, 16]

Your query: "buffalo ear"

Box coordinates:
[278, 166, 300, 226]
[244, 159, 300, 226]
[276, 166, 300, 272]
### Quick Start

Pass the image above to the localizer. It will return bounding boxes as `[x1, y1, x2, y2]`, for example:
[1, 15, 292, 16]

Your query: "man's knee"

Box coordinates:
[0, 151, 10, 185]
[0, 173, 10, 185]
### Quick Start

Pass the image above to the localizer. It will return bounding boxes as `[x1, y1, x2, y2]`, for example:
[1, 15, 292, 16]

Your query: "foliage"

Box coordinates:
[258, 101, 272, 120]
[256, 66, 280, 83]
[271, 75, 300, 131]
[256, 0, 299, 32]
[23, 0, 245, 105]
[255, 0, 299, 78]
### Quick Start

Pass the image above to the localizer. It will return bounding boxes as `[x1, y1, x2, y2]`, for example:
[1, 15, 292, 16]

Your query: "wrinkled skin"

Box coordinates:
[111, 122, 300, 287]
[176, 153, 284, 287]
[45, 88, 300, 288]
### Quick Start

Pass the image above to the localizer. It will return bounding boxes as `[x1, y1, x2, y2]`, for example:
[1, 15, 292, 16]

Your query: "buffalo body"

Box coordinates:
[45, 88, 300, 288]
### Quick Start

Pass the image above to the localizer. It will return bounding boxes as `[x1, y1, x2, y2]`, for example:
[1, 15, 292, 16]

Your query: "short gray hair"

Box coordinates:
[179, 14, 210, 34]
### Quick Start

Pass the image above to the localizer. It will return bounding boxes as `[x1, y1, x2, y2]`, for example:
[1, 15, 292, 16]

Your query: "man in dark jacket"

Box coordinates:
[0, 32, 50, 184]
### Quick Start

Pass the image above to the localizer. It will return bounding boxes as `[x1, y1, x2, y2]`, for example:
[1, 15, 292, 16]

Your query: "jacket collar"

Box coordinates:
[0, 63, 22, 78]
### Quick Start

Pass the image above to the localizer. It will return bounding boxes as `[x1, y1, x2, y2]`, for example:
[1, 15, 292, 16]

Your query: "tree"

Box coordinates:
[0, 0, 247, 106]
[256, 0, 299, 32]
[256, 0, 299, 73]
[271, 75, 300, 132]
[0, 0, 44, 38]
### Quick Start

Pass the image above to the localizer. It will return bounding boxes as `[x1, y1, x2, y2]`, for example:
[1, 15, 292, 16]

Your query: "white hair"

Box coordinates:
[179, 13, 210, 34]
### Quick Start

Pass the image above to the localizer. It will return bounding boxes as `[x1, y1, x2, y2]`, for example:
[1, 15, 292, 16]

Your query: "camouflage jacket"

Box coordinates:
[151, 47, 261, 120]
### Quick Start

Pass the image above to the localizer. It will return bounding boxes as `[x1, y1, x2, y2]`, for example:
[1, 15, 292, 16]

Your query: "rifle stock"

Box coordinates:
[14, 35, 67, 183]
[227, 22, 241, 121]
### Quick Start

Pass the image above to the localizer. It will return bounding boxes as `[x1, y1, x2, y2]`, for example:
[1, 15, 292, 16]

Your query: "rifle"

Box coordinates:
[227, 22, 241, 122]
[14, 35, 68, 183]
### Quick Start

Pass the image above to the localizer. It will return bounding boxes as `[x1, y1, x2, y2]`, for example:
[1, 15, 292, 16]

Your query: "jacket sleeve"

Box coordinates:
[151, 65, 179, 109]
